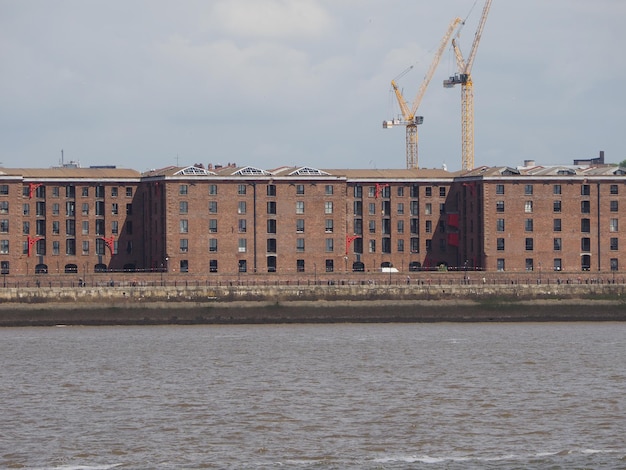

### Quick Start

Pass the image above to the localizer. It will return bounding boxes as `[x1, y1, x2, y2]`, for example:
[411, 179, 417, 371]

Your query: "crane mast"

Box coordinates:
[443, 0, 493, 171]
[384, 17, 462, 169]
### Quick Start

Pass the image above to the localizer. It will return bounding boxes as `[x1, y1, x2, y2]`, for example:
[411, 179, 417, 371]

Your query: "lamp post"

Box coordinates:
[464, 259, 468, 284]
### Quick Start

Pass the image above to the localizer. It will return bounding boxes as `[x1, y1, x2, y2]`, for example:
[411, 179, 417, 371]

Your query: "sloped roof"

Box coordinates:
[1, 167, 141, 179]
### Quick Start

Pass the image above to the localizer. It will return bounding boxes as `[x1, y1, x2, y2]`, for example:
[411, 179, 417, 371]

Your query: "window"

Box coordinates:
[208, 201, 217, 213]
[110, 203, 118, 215]
[554, 219, 562, 232]
[126, 187, 132, 197]
[21, 203, 29, 215]
[369, 220, 376, 233]
[411, 201, 419, 216]
[238, 201, 246, 214]
[525, 238, 534, 251]
[369, 239, 376, 253]
[425, 220, 432, 233]
[180, 219, 188, 233]
[554, 238, 562, 251]
[95, 186, 104, 198]
[238, 184, 247, 195]
[0, 185, 8, 195]
[95, 220, 104, 235]
[267, 219, 277, 233]
[52, 203, 59, 215]
[581, 200, 590, 213]
[210, 260, 218, 273]
[325, 238, 334, 252]
[353, 185, 362, 198]
[126, 203, 133, 215]
[179, 202, 188, 214]
[208, 184, 217, 195]
[410, 218, 419, 234]
[325, 202, 333, 214]
[397, 203, 404, 215]
[581, 237, 591, 252]
[179, 184, 188, 195]
[296, 238, 305, 252]
[554, 258, 562, 271]
[296, 219, 305, 233]
[611, 258, 618, 271]
[325, 259, 334, 272]
[82, 187, 89, 197]
[82, 240, 89, 255]
[0, 240, 8, 254]
[581, 218, 590, 233]
[439, 187, 446, 197]
[36, 220, 45, 236]
[525, 201, 533, 213]
[553, 184, 561, 195]
[525, 219, 534, 232]
[51, 187, 59, 198]
[238, 260, 247, 273]
[325, 219, 333, 233]
[353, 201, 362, 216]
[267, 238, 277, 253]
[52, 221, 60, 235]
[497, 238, 505, 251]
[66, 186, 75, 198]
[238, 219, 247, 233]
[425, 187, 432, 197]
[82, 221, 89, 235]
[496, 201, 504, 212]
[297, 259, 305, 273]
[209, 219, 218, 233]
[525, 258, 534, 271]
[95, 201, 104, 216]
[610, 200, 619, 212]
[180, 260, 188, 273]
[496, 184, 504, 195]
[497, 258, 505, 271]
[296, 184, 304, 195]
[425, 203, 432, 215]
[610, 184, 618, 195]
[397, 186, 404, 197]
[23, 221, 29, 234]
[410, 184, 419, 198]
[354, 219, 362, 235]
[397, 239, 404, 252]
[267, 201, 276, 214]
[209, 239, 218, 252]
[581, 184, 590, 196]
[525, 184, 533, 195]
[610, 237, 618, 251]
[267, 184, 276, 196]
[610, 218, 618, 232]
[238, 238, 246, 253]
[111, 187, 118, 197]
[180, 239, 188, 253]
[325, 185, 333, 195]
[296, 201, 304, 214]
[553, 200, 561, 212]
[382, 237, 392, 253]
[0, 220, 7, 233]
[66, 239, 76, 255]
[497, 219, 505, 232]
[410, 237, 419, 253]
[66, 219, 75, 236]
[397, 220, 404, 233]
[1, 261, 10, 275]
[111, 221, 118, 235]
[0, 202, 9, 215]
[368, 186, 376, 198]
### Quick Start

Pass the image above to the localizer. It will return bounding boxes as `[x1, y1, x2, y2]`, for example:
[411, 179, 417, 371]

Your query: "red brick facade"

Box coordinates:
[1, 162, 624, 277]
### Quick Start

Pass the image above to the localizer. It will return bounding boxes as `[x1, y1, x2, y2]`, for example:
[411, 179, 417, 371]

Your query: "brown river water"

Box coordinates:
[1, 319, 625, 469]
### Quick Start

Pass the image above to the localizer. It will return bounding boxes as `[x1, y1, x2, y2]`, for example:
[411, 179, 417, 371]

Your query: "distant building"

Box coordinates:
[0, 155, 624, 276]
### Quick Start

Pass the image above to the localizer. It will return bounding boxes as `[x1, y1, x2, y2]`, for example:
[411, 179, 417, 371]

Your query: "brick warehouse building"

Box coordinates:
[0, 157, 624, 277]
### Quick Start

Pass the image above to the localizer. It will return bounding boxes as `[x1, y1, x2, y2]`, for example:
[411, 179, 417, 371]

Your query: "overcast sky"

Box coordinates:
[1, 0, 623, 172]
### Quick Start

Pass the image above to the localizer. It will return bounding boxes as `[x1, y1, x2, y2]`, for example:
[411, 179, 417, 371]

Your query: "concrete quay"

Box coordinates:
[1, 282, 626, 326]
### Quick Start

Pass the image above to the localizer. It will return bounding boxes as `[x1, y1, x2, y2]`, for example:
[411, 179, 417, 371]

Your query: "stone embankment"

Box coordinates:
[1, 282, 626, 326]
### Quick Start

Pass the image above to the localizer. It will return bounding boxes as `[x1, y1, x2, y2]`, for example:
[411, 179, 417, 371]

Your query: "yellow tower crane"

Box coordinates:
[384, 17, 463, 169]
[443, 0, 493, 171]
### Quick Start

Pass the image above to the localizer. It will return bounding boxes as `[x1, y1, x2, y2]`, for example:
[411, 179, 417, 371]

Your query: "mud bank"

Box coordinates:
[1, 299, 625, 327]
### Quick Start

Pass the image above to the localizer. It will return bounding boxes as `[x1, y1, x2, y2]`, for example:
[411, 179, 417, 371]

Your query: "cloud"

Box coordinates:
[211, 0, 333, 39]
